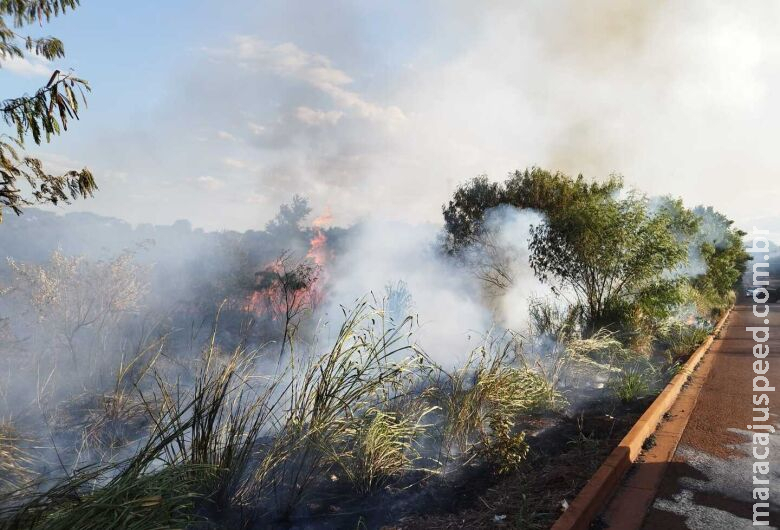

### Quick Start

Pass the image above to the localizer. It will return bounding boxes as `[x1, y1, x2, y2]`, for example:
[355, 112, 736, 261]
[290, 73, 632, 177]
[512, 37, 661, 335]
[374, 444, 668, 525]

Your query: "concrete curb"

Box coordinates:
[549, 308, 732, 530]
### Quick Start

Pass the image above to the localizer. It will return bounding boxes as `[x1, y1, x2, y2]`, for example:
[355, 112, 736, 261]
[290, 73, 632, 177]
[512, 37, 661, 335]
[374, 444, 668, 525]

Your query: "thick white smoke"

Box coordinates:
[322, 220, 488, 366]
[477, 206, 551, 331]
[320, 207, 549, 366]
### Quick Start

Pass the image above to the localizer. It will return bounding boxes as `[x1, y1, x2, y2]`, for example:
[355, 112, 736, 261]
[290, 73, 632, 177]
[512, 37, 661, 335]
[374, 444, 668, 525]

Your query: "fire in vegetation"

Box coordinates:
[0, 171, 757, 529]
[244, 211, 332, 319]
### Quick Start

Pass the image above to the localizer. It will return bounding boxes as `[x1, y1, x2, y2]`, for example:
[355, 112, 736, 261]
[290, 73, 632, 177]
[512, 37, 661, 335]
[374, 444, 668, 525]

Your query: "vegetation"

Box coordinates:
[610, 366, 651, 404]
[0, 422, 31, 491]
[690, 206, 750, 307]
[0, 168, 754, 528]
[443, 168, 748, 337]
[657, 320, 712, 361]
[1, 0, 96, 221]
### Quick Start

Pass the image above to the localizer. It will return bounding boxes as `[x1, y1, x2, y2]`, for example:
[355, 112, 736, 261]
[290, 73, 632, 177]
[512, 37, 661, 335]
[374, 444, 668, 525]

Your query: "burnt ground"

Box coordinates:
[264, 395, 650, 530]
[385, 405, 645, 530]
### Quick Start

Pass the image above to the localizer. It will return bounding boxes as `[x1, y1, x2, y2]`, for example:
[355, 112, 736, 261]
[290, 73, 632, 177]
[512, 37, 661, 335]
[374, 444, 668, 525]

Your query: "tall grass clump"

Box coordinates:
[565, 329, 636, 367]
[430, 334, 560, 473]
[609, 366, 651, 403]
[0, 423, 32, 492]
[0, 390, 222, 530]
[527, 297, 581, 342]
[0, 464, 213, 530]
[144, 337, 285, 517]
[335, 405, 432, 494]
[656, 321, 711, 360]
[256, 302, 430, 516]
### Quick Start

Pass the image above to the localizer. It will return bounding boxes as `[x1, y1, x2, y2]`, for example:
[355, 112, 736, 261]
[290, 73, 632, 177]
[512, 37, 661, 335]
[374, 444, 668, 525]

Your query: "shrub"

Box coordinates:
[657, 321, 710, 360]
[471, 414, 529, 475]
[610, 367, 650, 403]
[334, 406, 433, 494]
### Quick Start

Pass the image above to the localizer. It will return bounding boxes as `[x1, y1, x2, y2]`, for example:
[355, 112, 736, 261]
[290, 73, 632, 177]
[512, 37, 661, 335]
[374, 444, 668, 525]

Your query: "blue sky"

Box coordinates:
[2, 1, 780, 236]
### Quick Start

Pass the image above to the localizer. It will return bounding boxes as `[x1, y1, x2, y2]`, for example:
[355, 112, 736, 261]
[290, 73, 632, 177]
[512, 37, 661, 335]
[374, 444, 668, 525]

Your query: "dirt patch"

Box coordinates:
[387, 406, 645, 530]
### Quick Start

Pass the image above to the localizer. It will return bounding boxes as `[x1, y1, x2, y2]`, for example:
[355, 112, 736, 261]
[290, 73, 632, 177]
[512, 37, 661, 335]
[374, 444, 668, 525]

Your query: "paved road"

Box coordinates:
[642, 301, 780, 529]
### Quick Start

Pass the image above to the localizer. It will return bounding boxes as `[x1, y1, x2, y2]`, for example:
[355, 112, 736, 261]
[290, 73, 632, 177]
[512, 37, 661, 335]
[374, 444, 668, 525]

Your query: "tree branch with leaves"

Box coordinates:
[0, 0, 95, 222]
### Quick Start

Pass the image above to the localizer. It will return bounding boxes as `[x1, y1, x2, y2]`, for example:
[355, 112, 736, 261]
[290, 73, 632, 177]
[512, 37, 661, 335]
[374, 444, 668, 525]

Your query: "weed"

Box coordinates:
[657, 321, 710, 360]
[0, 423, 32, 492]
[610, 368, 649, 403]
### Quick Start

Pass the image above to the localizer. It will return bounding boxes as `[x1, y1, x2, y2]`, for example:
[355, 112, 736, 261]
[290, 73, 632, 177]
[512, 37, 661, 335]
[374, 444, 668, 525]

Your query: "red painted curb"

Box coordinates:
[549, 308, 732, 530]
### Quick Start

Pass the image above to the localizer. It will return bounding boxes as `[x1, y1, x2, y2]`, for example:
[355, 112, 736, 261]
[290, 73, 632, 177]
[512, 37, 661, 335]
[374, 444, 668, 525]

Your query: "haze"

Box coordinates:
[3, 0, 778, 235]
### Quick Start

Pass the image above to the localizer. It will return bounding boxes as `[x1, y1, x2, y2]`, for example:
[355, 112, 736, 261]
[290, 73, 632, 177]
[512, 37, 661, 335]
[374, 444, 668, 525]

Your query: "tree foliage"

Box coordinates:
[442, 168, 707, 332]
[265, 194, 311, 238]
[528, 191, 693, 329]
[442, 168, 622, 253]
[689, 205, 750, 298]
[0, 0, 95, 222]
[443, 168, 752, 336]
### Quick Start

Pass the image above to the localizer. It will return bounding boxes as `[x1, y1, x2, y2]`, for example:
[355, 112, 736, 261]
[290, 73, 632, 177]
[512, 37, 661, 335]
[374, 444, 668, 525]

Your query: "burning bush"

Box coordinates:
[245, 253, 321, 358]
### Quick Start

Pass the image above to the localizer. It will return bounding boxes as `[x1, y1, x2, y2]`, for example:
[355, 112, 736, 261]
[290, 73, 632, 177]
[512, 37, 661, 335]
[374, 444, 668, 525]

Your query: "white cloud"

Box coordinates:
[245, 191, 266, 204]
[216, 130, 238, 141]
[2, 55, 50, 77]
[295, 106, 343, 126]
[247, 122, 266, 135]
[223, 157, 247, 169]
[196, 175, 225, 191]
[225, 37, 406, 127]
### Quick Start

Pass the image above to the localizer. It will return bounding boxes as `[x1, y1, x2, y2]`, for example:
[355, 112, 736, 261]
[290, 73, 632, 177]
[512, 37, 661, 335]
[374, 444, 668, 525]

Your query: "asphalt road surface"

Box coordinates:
[642, 299, 780, 529]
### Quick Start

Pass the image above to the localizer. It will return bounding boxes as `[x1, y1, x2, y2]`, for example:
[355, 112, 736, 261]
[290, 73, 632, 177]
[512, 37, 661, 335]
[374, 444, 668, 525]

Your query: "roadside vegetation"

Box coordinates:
[0, 168, 751, 529]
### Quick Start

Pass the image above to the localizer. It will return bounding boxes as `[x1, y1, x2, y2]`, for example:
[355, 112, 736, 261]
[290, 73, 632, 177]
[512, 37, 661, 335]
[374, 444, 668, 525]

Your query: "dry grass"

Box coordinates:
[0, 301, 578, 527]
[428, 334, 561, 473]
[0, 422, 32, 492]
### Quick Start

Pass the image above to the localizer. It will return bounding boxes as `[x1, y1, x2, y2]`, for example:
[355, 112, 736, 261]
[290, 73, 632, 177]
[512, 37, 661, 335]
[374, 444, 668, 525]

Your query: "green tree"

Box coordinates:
[442, 168, 694, 331]
[443, 167, 622, 253]
[690, 206, 750, 299]
[529, 191, 692, 330]
[0, 0, 96, 222]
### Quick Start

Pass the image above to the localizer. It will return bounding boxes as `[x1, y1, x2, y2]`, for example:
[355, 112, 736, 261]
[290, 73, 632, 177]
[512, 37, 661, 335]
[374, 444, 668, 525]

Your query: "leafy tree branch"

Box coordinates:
[0, 0, 95, 222]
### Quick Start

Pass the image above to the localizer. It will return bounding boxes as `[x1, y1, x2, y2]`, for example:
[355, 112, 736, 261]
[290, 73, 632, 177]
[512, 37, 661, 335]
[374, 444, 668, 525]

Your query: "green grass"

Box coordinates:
[657, 321, 711, 360]
[0, 463, 215, 530]
[610, 368, 650, 403]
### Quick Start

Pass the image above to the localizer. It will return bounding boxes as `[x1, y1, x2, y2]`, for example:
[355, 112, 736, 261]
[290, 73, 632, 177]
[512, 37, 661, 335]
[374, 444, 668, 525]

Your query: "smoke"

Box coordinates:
[321, 220, 489, 366]
[42, 0, 778, 236]
[469, 206, 551, 331]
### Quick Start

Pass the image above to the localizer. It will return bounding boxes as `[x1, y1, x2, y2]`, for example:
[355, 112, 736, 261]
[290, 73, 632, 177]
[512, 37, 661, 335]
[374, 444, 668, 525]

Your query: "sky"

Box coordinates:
[2, 0, 780, 235]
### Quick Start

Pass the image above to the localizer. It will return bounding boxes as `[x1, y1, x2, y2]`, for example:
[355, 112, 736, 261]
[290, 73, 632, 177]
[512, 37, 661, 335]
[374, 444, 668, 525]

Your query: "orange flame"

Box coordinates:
[307, 207, 331, 272]
[312, 207, 333, 229]
[243, 209, 332, 318]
